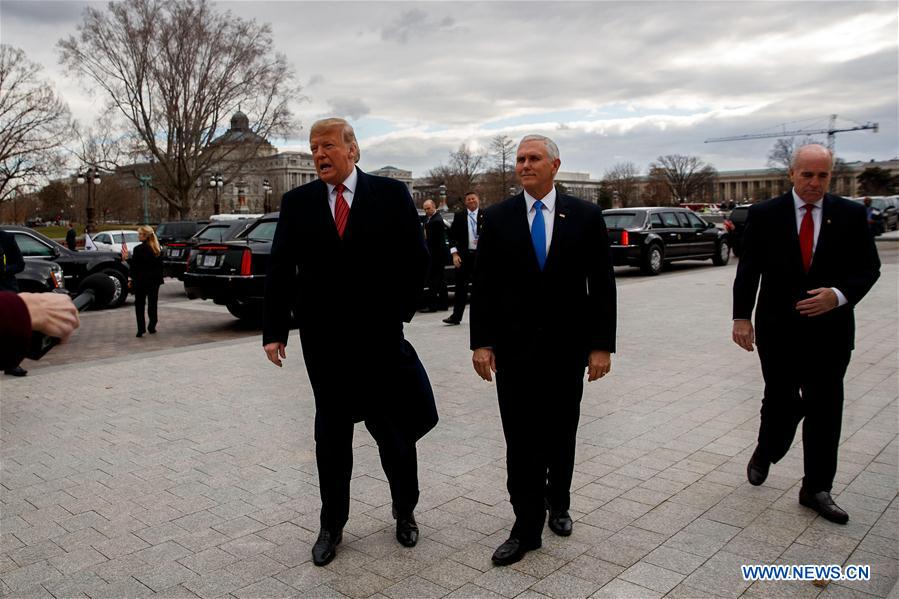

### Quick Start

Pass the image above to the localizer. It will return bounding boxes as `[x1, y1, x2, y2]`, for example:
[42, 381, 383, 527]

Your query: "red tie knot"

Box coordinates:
[335, 183, 346, 195]
[803, 203, 814, 213]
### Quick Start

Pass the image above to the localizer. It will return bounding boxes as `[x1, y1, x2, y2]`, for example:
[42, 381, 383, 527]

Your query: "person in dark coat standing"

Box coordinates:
[733, 144, 880, 524]
[421, 199, 450, 312]
[1, 229, 29, 376]
[443, 191, 484, 325]
[471, 134, 617, 565]
[129, 225, 164, 337]
[66, 223, 78, 250]
[263, 118, 437, 567]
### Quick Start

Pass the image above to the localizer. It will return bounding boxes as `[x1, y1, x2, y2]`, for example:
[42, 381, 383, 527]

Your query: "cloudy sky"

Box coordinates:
[2, 1, 897, 179]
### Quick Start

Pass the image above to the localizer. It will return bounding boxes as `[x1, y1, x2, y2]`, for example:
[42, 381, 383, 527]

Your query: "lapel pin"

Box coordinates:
[826, 219, 832, 224]
[559, 213, 566, 219]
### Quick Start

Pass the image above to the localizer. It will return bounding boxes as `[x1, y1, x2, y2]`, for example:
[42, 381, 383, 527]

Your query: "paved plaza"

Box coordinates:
[1, 250, 896, 598]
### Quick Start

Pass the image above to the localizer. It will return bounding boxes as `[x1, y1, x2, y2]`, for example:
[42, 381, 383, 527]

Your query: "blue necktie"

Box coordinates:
[531, 200, 546, 270]
[469, 212, 478, 246]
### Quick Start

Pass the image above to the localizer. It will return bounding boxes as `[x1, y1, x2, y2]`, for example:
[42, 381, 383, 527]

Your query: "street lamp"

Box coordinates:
[209, 172, 223, 215]
[76, 167, 101, 231]
[438, 184, 447, 211]
[137, 175, 152, 225]
[262, 179, 273, 213]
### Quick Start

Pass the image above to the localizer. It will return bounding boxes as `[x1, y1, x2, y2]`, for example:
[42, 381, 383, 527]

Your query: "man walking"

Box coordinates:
[443, 191, 483, 325]
[471, 134, 617, 565]
[733, 144, 880, 524]
[421, 199, 449, 313]
[263, 118, 437, 566]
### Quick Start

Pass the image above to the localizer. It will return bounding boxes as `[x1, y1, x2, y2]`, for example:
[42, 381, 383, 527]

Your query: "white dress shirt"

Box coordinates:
[326, 167, 358, 219]
[524, 187, 556, 255]
[791, 188, 846, 307]
[450, 208, 480, 254]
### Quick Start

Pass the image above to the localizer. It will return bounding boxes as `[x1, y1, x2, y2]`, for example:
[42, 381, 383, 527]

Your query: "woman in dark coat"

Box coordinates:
[130, 225, 164, 337]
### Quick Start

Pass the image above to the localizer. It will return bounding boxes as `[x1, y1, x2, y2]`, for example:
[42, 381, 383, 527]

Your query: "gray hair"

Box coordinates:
[519, 134, 560, 161]
[790, 143, 833, 169]
[309, 117, 361, 163]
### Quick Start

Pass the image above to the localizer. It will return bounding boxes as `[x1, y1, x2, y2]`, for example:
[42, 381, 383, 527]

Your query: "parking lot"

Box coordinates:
[1, 245, 896, 598]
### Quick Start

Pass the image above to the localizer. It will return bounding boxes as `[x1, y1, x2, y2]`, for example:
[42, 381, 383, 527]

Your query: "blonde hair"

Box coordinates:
[309, 117, 361, 163]
[138, 225, 161, 256]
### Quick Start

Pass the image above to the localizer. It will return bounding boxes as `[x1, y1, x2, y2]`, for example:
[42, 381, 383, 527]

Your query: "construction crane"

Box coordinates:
[705, 114, 878, 151]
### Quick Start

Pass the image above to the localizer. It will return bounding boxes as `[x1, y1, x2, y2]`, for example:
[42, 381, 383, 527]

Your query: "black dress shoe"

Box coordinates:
[799, 488, 849, 524]
[548, 511, 573, 536]
[420, 307, 437, 313]
[747, 448, 770, 486]
[136, 331, 144, 338]
[396, 514, 419, 547]
[491, 537, 541, 566]
[442, 316, 461, 325]
[4, 366, 27, 377]
[148, 326, 157, 334]
[311, 529, 342, 566]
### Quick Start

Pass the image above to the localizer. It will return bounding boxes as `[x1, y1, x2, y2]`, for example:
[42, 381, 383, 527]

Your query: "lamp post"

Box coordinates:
[76, 167, 101, 231]
[438, 184, 447, 212]
[209, 172, 223, 215]
[262, 178, 273, 213]
[137, 175, 152, 224]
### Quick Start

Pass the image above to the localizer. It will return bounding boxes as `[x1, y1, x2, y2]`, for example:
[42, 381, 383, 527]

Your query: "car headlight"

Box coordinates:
[51, 266, 65, 289]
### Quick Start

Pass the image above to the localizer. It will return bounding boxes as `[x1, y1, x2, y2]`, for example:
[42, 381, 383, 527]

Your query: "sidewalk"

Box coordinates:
[1, 258, 896, 598]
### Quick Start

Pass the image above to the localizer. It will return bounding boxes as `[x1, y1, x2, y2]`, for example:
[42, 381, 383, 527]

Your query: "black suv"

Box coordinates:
[603, 207, 730, 275]
[182, 213, 278, 320]
[163, 219, 256, 279]
[16, 260, 65, 293]
[0, 225, 129, 307]
[724, 204, 751, 256]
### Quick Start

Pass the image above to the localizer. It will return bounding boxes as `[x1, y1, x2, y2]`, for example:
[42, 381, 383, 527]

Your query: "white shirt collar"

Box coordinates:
[327, 167, 358, 197]
[791, 188, 823, 210]
[524, 187, 557, 213]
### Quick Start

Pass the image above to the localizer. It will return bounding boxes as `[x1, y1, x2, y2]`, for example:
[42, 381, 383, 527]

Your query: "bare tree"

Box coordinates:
[648, 154, 718, 204]
[487, 134, 516, 202]
[59, 0, 300, 219]
[428, 143, 485, 208]
[766, 136, 816, 175]
[602, 162, 640, 207]
[0, 45, 74, 203]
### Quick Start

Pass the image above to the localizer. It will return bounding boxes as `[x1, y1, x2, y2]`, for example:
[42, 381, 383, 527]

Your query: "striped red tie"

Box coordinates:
[334, 183, 349, 238]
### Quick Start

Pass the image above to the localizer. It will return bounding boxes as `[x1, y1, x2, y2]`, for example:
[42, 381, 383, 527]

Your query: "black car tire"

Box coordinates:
[102, 268, 128, 308]
[227, 300, 262, 322]
[712, 240, 730, 266]
[641, 244, 664, 276]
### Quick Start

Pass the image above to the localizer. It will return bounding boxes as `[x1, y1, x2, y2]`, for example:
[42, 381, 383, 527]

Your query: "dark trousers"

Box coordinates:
[450, 250, 476, 320]
[133, 284, 159, 334]
[756, 343, 850, 492]
[424, 266, 448, 311]
[496, 361, 583, 543]
[315, 411, 419, 533]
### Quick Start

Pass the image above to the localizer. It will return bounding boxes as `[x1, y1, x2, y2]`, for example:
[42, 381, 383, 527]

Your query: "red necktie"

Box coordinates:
[334, 183, 349, 238]
[799, 203, 814, 272]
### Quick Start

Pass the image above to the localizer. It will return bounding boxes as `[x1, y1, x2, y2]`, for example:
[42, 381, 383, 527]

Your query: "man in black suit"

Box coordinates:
[471, 134, 616, 565]
[733, 144, 880, 524]
[421, 199, 449, 313]
[263, 118, 437, 566]
[443, 191, 483, 325]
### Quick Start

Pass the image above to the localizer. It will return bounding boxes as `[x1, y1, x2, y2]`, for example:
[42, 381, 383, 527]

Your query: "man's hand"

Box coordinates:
[19, 292, 80, 341]
[472, 347, 496, 382]
[264, 342, 286, 367]
[587, 350, 611, 382]
[796, 288, 838, 317]
[732, 320, 754, 352]
[452, 253, 462, 268]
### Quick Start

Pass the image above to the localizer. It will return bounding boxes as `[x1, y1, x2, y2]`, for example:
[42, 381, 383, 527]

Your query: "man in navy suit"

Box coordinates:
[443, 191, 484, 325]
[263, 118, 437, 566]
[733, 144, 880, 524]
[471, 134, 617, 565]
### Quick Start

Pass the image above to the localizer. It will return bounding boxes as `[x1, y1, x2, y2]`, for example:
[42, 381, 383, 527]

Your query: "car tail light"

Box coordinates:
[198, 245, 229, 251]
[168, 242, 186, 248]
[620, 230, 629, 246]
[240, 248, 252, 276]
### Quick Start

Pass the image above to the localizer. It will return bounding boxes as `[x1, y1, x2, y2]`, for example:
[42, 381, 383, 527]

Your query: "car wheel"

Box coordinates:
[102, 268, 128, 308]
[227, 300, 262, 322]
[712, 240, 730, 266]
[641, 244, 664, 276]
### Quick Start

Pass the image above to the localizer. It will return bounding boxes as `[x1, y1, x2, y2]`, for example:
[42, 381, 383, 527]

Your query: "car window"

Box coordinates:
[123, 233, 139, 243]
[14, 233, 54, 257]
[94, 234, 110, 244]
[675, 212, 691, 227]
[650, 213, 664, 228]
[111, 233, 139, 243]
[197, 225, 230, 241]
[243, 220, 278, 241]
[871, 199, 888, 210]
[660, 212, 680, 227]
[603, 212, 643, 229]
[685, 212, 706, 229]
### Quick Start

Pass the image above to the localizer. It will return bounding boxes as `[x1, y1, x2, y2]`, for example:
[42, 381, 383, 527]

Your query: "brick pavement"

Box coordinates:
[1, 253, 896, 598]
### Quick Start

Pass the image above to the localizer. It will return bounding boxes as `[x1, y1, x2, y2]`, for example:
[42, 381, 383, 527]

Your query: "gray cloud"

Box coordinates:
[326, 97, 370, 121]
